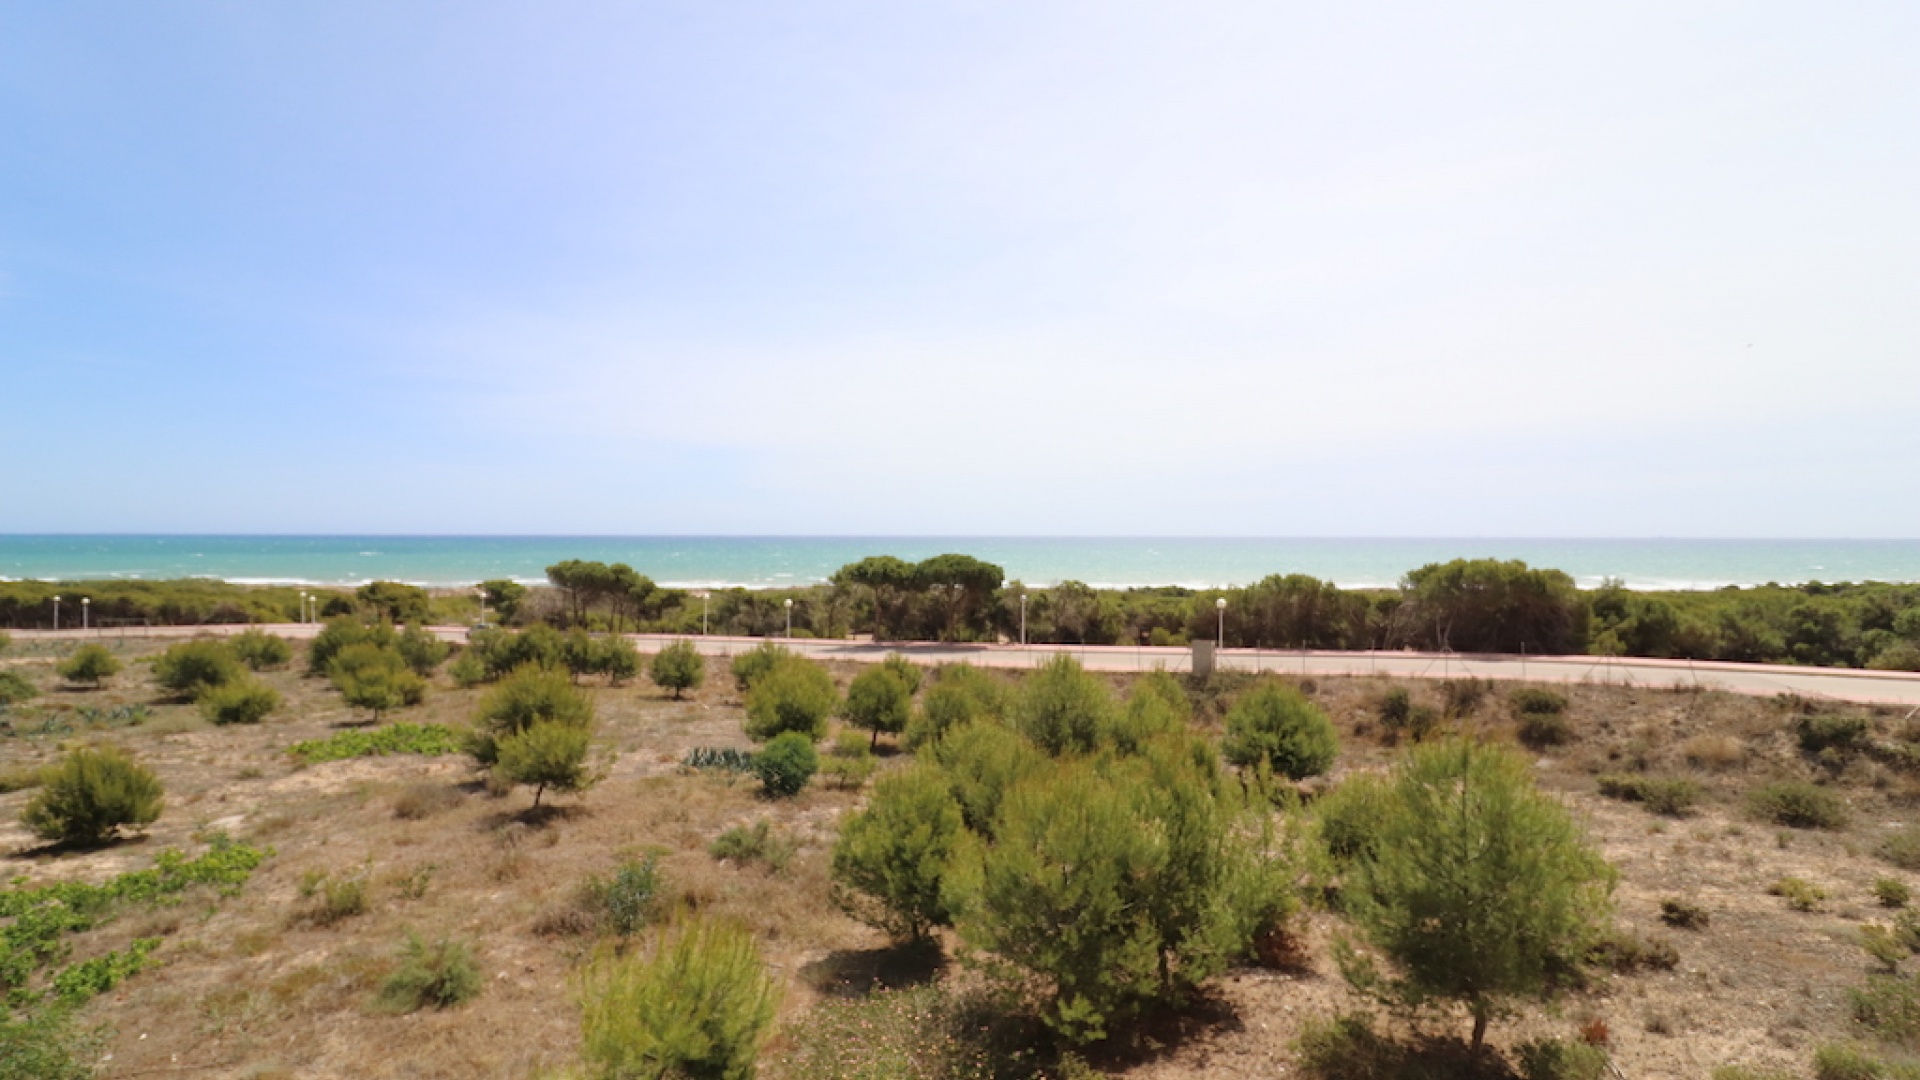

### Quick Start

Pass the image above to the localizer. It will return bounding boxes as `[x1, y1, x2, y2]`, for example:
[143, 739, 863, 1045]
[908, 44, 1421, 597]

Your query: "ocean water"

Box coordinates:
[3, 536, 1919, 591]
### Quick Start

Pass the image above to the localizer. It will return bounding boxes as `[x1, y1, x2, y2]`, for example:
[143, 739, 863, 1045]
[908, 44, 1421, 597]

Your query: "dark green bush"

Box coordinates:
[152, 639, 246, 697]
[1660, 898, 1710, 930]
[495, 721, 595, 808]
[1878, 878, 1913, 908]
[1798, 714, 1871, 755]
[228, 629, 293, 670]
[1510, 687, 1568, 715]
[0, 670, 36, 705]
[752, 732, 818, 797]
[57, 644, 121, 687]
[1378, 686, 1412, 727]
[1596, 774, 1701, 816]
[730, 641, 793, 690]
[375, 933, 481, 1012]
[831, 765, 965, 941]
[1316, 773, 1395, 866]
[585, 854, 662, 936]
[329, 643, 427, 720]
[709, 820, 796, 871]
[1222, 683, 1338, 779]
[1518, 711, 1572, 749]
[842, 663, 915, 749]
[21, 746, 165, 845]
[649, 640, 706, 698]
[471, 664, 595, 763]
[1515, 1037, 1609, 1080]
[1750, 781, 1850, 829]
[597, 636, 642, 685]
[904, 663, 1007, 750]
[1009, 653, 1118, 757]
[743, 658, 836, 742]
[1881, 827, 1920, 871]
[1850, 974, 1920, 1046]
[306, 617, 397, 675]
[395, 625, 451, 675]
[1440, 678, 1488, 718]
[578, 918, 780, 1080]
[197, 679, 282, 725]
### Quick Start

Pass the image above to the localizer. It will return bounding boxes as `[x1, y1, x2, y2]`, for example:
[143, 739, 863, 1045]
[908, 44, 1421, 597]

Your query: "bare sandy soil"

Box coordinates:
[2, 635, 1916, 1079]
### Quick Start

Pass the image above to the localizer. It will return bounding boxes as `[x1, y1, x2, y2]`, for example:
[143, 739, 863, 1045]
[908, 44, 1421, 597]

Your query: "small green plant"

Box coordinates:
[0, 669, 37, 705]
[1586, 927, 1680, 973]
[1515, 1036, 1609, 1080]
[1293, 1014, 1405, 1080]
[1660, 898, 1710, 930]
[709, 820, 796, 872]
[584, 854, 663, 936]
[228, 628, 293, 670]
[1878, 878, 1913, 908]
[1798, 714, 1871, 755]
[1712, 1066, 1797, 1080]
[682, 746, 757, 773]
[21, 745, 164, 845]
[1849, 975, 1920, 1047]
[578, 918, 781, 1080]
[290, 722, 466, 764]
[1881, 828, 1920, 871]
[151, 639, 246, 697]
[1440, 677, 1488, 718]
[752, 731, 818, 797]
[1518, 710, 1572, 749]
[729, 641, 793, 690]
[819, 730, 878, 789]
[198, 679, 282, 725]
[298, 865, 371, 926]
[57, 644, 122, 687]
[51, 937, 160, 1003]
[841, 662, 915, 749]
[329, 643, 428, 720]
[1222, 682, 1339, 779]
[1750, 781, 1850, 830]
[743, 658, 837, 742]
[1812, 1042, 1920, 1080]
[375, 933, 482, 1012]
[1769, 876, 1829, 912]
[650, 640, 706, 698]
[1862, 925, 1909, 973]
[1596, 774, 1700, 816]
[1510, 687, 1568, 716]
[494, 720, 596, 809]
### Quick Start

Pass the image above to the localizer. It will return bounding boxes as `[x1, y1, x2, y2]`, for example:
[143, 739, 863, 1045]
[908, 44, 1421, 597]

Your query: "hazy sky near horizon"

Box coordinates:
[3, 2, 1916, 537]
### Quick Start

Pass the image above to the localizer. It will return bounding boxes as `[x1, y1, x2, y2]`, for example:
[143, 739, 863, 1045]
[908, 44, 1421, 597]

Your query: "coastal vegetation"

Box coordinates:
[9, 554, 1920, 671]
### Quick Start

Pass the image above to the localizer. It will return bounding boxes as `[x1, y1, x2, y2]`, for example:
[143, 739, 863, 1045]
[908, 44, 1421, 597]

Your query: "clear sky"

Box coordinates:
[2, 2, 1915, 536]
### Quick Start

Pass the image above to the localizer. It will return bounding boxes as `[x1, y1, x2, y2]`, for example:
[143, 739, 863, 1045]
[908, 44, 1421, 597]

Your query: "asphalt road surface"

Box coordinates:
[14, 624, 1920, 707]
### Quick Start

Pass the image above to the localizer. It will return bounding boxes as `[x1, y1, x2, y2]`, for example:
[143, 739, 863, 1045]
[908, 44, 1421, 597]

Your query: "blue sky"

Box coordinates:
[3, 2, 1916, 536]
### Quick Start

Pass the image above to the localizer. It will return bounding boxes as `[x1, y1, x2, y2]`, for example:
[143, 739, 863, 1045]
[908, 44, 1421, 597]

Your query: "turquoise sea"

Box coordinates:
[3, 536, 1919, 591]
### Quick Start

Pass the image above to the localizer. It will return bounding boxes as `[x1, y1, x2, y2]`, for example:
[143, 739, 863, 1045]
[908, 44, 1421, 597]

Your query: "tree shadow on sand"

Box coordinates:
[800, 938, 947, 999]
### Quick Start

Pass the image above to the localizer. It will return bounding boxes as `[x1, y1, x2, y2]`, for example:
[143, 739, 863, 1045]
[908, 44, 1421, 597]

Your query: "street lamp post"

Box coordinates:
[52, 595, 61, 632]
[784, 598, 793, 639]
[1019, 593, 1028, 647]
[81, 597, 89, 631]
[477, 588, 487, 627]
[1215, 597, 1226, 650]
[701, 592, 710, 636]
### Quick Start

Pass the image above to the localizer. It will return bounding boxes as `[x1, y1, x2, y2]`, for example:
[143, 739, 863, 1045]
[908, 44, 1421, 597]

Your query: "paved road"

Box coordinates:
[11, 624, 1920, 707]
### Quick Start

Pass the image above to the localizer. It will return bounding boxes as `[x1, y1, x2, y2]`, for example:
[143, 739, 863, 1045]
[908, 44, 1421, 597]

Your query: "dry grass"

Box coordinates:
[1, 643, 1916, 1079]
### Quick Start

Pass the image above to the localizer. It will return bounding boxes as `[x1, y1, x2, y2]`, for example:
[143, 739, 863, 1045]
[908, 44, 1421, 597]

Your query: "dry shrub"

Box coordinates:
[1681, 734, 1746, 770]
[392, 781, 462, 820]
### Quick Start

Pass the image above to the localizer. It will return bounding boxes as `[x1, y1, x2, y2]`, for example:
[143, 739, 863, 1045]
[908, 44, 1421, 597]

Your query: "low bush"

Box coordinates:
[395, 625, 451, 675]
[1315, 773, 1394, 866]
[582, 854, 663, 936]
[1440, 677, 1488, 718]
[730, 641, 793, 690]
[1596, 774, 1700, 816]
[375, 933, 482, 1012]
[743, 658, 837, 742]
[682, 746, 757, 774]
[1659, 898, 1711, 930]
[198, 679, 282, 725]
[391, 782, 462, 820]
[1798, 714, 1872, 755]
[1587, 928, 1680, 973]
[0, 670, 36, 705]
[152, 639, 246, 697]
[831, 765, 965, 941]
[1750, 781, 1850, 829]
[471, 665, 594, 764]
[329, 643, 428, 720]
[1378, 687, 1412, 727]
[1518, 711, 1572, 749]
[1510, 687, 1568, 716]
[1878, 878, 1913, 908]
[57, 644, 121, 687]
[228, 628, 293, 670]
[1882, 827, 1920, 871]
[1712, 1066, 1797, 1080]
[1861, 925, 1908, 973]
[495, 720, 596, 808]
[1515, 1037, 1609, 1080]
[904, 663, 1008, 750]
[297, 866, 370, 926]
[1813, 1042, 1920, 1080]
[1681, 734, 1746, 769]
[709, 820, 796, 873]
[650, 640, 706, 698]
[1770, 876, 1830, 912]
[0, 763, 50, 794]
[290, 722, 465, 764]
[21, 746, 164, 845]
[1850, 975, 1920, 1047]
[819, 731, 878, 789]
[306, 617, 397, 675]
[753, 731, 818, 797]
[1222, 683, 1338, 779]
[578, 918, 780, 1080]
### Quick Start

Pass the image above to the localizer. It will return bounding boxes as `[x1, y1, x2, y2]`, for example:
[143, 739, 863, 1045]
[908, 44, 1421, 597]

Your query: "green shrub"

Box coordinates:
[1378, 686, 1412, 728]
[743, 658, 837, 742]
[842, 663, 915, 749]
[1750, 781, 1850, 829]
[1878, 878, 1913, 908]
[1293, 1014, 1405, 1080]
[375, 933, 482, 1012]
[1517, 707, 1572, 748]
[0, 1006, 99, 1080]
[820, 731, 878, 789]
[1862, 925, 1909, 973]
[1339, 739, 1616, 1050]
[709, 820, 796, 872]
[752, 731, 818, 797]
[1316, 773, 1394, 866]
[151, 639, 245, 697]
[495, 721, 595, 808]
[21, 746, 164, 845]
[57, 644, 121, 687]
[578, 918, 780, 1080]
[1660, 898, 1710, 930]
[1713, 1066, 1798, 1080]
[1798, 714, 1872, 755]
[1769, 876, 1829, 912]
[1223, 683, 1338, 779]
[447, 649, 487, 688]
[1440, 678, 1488, 718]
[1813, 1042, 1920, 1080]
[904, 663, 1007, 750]
[682, 746, 757, 774]
[584, 854, 662, 936]
[0, 670, 36, 705]
[1850, 975, 1920, 1047]
[471, 664, 595, 763]
[1596, 774, 1700, 816]
[289, 722, 465, 763]
[395, 625, 451, 676]
[1510, 687, 1568, 716]
[298, 865, 371, 926]
[306, 617, 397, 675]
[1515, 1037, 1609, 1080]
[1585, 927, 1679, 973]
[197, 679, 281, 725]
[929, 720, 1047, 837]
[730, 641, 793, 690]
[649, 640, 705, 698]
[0, 763, 51, 794]
[228, 628, 293, 670]
[1009, 654, 1117, 757]
[832, 765, 965, 940]
[1883, 828, 1920, 871]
